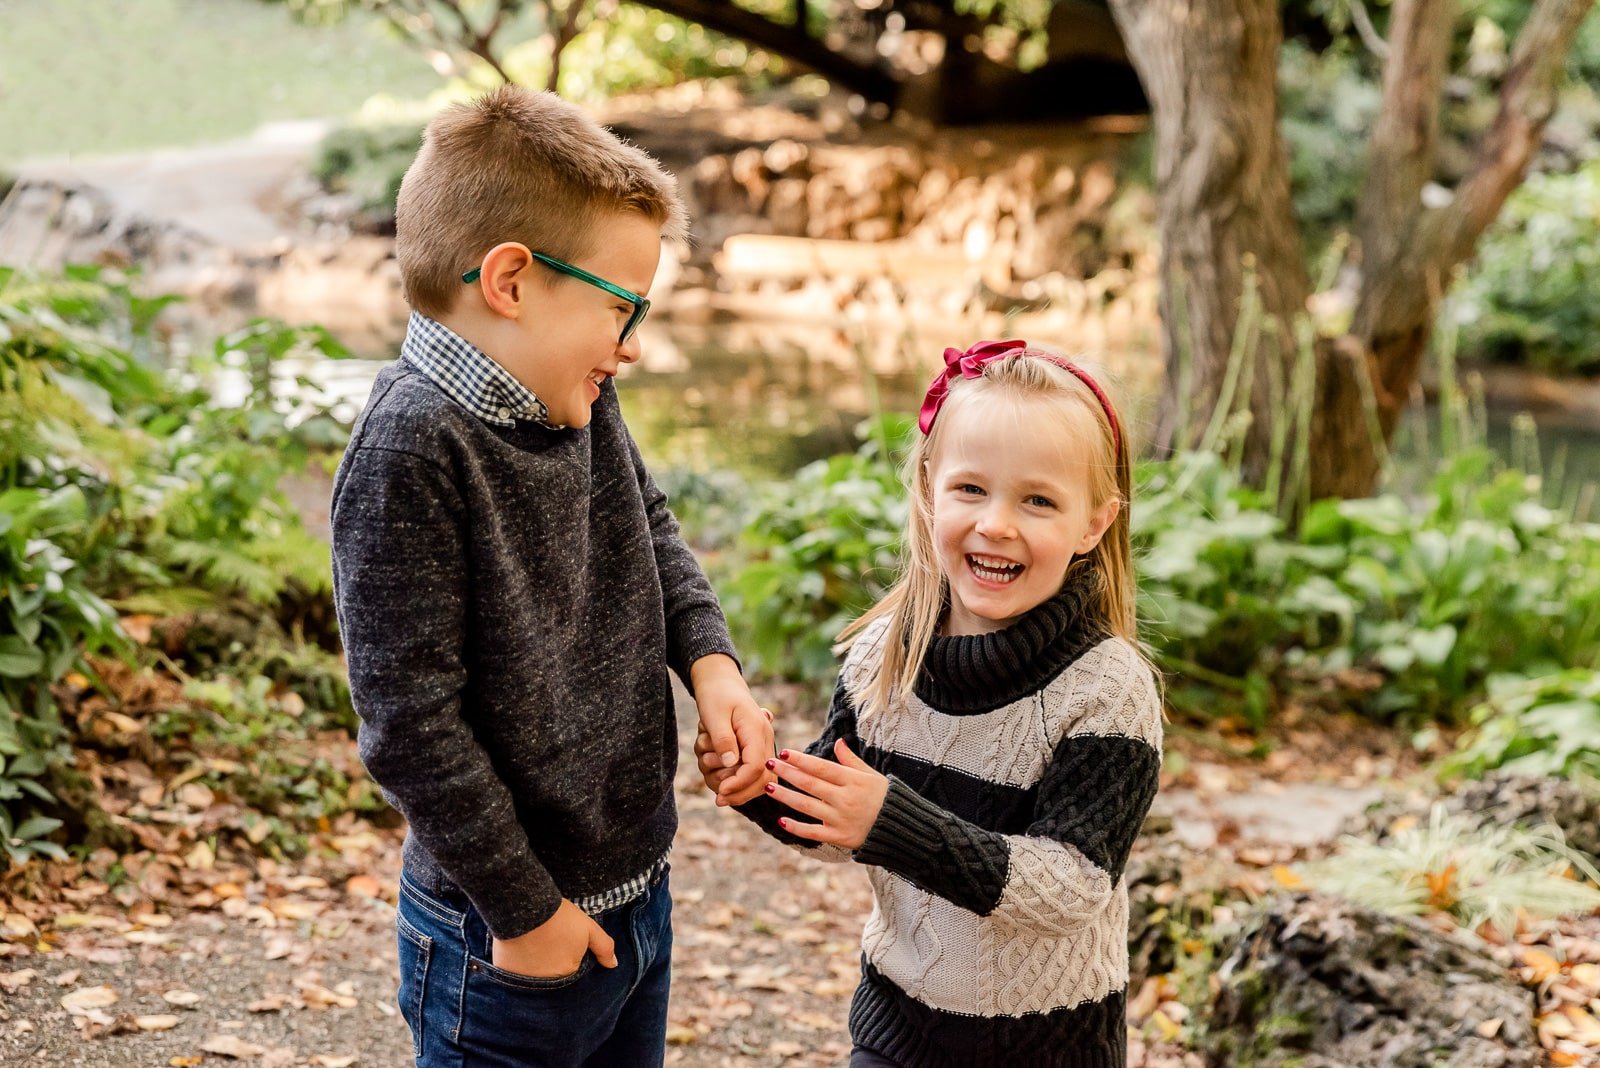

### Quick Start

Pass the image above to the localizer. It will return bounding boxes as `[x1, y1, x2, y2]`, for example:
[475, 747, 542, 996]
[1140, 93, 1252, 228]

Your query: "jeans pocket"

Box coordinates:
[396, 911, 434, 1059]
[466, 951, 595, 992]
[400, 874, 469, 927]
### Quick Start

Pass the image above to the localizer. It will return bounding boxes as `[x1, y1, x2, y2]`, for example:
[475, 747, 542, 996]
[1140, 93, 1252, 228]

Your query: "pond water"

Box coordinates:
[214, 316, 1600, 510]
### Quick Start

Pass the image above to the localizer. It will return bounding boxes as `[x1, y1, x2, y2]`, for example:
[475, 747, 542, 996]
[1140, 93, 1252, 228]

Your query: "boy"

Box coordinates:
[330, 86, 772, 1066]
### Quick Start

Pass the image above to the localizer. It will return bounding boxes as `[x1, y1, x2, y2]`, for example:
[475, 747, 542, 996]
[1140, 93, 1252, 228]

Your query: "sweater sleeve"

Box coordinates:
[331, 445, 560, 939]
[730, 675, 859, 864]
[853, 653, 1163, 935]
[622, 423, 739, 685]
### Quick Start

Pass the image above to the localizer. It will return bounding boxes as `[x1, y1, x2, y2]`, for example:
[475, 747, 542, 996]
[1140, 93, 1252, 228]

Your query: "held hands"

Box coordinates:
[690, 654, 777, 806]
[492, 899, 617, 978]
[763, 740, 888, 850]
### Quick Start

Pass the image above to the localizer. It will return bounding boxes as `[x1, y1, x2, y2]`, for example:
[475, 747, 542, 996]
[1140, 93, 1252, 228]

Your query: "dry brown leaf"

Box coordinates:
[61, 984, 120, 1013]
[184, 841, 215, 871]
[345, 875, 382, 899]
[52, 968, 81, 986]
[1561, 1005, 1600, 1044]
[247, 994, 290, 1013]
[666, 1024, 698, 1045]
[1525, 948, 1565, 985]
[296, 981, 358, 1008]
[308, 1056, 359, 1067]
[2, 913, 38, 938]
[136, 1014, 182, 1031]
[0, 969, 37, 994]
[163, 989, 204, 1007]
[168, 1057, 203, 1067]
[200, 1034, 268, 1057]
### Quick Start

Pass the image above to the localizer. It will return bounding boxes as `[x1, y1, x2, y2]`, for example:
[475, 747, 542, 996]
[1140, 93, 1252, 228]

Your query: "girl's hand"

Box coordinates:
[766, 740, 888, 850]
[695, 723, 776, 805]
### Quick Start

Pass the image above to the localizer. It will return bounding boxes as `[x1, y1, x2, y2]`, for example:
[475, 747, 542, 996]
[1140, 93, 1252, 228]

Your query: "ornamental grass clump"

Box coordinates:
[1302, 804, 1600, 938]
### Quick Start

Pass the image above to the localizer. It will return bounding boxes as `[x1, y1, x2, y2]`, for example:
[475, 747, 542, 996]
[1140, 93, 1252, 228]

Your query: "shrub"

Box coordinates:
[1450, 159, 1600, 376]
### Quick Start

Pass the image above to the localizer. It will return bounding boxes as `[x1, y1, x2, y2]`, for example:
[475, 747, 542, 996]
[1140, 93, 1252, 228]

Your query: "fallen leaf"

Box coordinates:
[200, 1034, 268, 1057]
[1477, 1018, 1504, 1038]
[169, 1058, 204, 1067]
[61, 985, 120, 1013]
[666, 1024, 698, 1045]
[308, 1056, 359, 1067]
[52, 969, 80, 986]
[1271, 865, 1306, 891]
[345, 875, 382, 899]
[0, 969, 37, 994]
[185, 841, 215, 872]
[1525, 948, 1564, 985]
[296, 981, 358, 1008]
[137, 1014, 182, 1031]
[2, 913, 38, 938]
[163, 989, 204, 1007]
[248, 994, 290, 1013]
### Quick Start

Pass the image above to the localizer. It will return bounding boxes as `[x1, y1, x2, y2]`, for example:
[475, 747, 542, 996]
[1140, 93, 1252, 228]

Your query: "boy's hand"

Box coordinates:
[766, 740, 888, 850]
[492, 899, 617, 978]
[695, 723, 777, 806]
[689, 654, 776, 806]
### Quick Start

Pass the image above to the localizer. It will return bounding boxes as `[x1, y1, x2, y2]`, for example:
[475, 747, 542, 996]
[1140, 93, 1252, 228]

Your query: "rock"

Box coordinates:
[1206, 893, 1538, 1068]
[1346, 773, 1600, 865]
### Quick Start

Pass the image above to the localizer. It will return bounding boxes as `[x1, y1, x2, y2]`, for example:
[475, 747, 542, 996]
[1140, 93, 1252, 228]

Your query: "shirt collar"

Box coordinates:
[400, 312, 553, 428]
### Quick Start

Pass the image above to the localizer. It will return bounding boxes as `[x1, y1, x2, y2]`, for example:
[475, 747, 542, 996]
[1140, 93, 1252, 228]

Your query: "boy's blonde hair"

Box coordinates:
[395, 85, 690, 318]
[840, 351, 1138, 720]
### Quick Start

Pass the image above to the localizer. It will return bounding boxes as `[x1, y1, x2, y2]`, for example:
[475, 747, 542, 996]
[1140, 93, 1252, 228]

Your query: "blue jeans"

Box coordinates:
[396, 867, 673, 1067]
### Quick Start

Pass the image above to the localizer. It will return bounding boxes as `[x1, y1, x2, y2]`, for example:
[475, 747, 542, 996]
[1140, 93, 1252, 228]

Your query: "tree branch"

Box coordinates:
[633, 0, 902, 104]
[1433, 0, 1597, 272]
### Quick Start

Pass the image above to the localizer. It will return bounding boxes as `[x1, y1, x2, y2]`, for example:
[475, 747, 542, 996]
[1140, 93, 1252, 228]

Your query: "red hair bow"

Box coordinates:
[917, 338, 1123, 461]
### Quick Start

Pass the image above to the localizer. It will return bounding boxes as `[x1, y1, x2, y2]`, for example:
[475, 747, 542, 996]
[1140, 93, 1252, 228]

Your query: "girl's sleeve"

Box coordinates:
[852, 647, 1163, 935]
[730, 676, 860, 863]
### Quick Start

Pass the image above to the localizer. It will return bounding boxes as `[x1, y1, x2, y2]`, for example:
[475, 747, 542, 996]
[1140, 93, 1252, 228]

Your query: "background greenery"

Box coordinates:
[0, 0, 438, 166]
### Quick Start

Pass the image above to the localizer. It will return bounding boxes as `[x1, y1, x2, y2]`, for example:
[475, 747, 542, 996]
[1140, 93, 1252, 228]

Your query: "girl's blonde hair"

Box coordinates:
[839, 350, 1137, 720]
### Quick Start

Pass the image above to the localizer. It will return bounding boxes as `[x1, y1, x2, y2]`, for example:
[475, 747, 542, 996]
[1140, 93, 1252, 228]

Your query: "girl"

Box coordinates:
[699, 339, 1163, 1068]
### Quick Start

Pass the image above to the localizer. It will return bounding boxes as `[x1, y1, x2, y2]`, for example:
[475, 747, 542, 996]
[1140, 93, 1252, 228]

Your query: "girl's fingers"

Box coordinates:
[776, 816, 848, 846]
[698, 750, 724, 775]
[769, 758, 837, 799]
[777, 748, 850, 786]
[766, 782, 829, 821]
[833, 738, 869, 769]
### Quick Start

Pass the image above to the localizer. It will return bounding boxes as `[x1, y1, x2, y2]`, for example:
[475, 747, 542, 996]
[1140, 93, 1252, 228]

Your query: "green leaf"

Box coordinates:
[0, 637, 45, 678]
[11, 815, 62, 841]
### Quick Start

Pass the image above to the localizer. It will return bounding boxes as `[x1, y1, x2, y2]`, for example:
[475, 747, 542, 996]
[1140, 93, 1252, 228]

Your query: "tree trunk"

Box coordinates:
[1106, 0, 1310, 489]
[1112, 0, 1595, 500]
[1311, 0, 1596, 498]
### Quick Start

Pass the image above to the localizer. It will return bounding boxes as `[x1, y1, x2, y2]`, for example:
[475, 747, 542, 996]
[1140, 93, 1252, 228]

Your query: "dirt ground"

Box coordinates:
[0, 680, 1368, 1068]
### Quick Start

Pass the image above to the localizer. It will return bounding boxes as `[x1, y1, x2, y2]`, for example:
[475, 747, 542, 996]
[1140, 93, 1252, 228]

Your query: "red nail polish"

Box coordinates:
[778, 818, 788, 828]
[765, 782, 776, 794]
[779, 750, 791, 760]
[764, 759, 776, 770]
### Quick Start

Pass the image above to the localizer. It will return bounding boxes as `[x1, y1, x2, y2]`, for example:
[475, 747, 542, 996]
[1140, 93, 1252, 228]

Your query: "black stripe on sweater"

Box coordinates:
[853, 732, 1161, 905]
[849, 962, 1127, 1068]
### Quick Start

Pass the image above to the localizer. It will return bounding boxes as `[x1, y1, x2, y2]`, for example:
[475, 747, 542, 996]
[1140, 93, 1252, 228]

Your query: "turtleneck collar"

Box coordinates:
[913, 565, 1111, 715]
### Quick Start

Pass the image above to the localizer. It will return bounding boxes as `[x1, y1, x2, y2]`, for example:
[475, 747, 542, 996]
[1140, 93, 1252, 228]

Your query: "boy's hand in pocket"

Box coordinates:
[492, 899, 617, 978]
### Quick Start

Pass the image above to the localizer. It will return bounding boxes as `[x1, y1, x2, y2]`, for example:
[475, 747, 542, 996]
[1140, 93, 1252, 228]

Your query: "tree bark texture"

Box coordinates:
[1111, 0, 1594, 499]
[1106, 0, 1311, 489]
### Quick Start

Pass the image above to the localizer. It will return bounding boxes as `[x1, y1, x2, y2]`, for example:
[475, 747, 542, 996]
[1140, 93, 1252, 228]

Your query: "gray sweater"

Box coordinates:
[331, 359, 735, 939]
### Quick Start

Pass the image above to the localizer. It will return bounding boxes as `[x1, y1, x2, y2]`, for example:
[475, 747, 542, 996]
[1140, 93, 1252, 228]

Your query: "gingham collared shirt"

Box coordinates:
[571, 852, 670, 916]
[400, 312, 554, 428]
[398, 311, 670, 916]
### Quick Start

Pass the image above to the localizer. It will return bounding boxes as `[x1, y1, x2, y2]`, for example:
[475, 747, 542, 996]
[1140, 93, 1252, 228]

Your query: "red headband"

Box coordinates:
[917, 338, 1123, 461]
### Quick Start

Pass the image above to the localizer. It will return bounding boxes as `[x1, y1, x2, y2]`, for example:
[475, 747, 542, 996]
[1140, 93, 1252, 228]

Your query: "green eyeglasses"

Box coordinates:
[464, 252, 650, 344]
